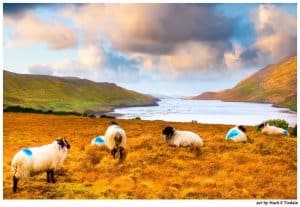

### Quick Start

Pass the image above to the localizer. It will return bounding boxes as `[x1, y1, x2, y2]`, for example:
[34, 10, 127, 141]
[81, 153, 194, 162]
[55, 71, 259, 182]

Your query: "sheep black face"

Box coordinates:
[109, 121, 119, 126]
[162, 126, 175, 141]
[257, 123, 265, 130]
[111, 133, 126, 161]
[56, 138, 71, 150]
[238, 125, 246, 132]
[114, 133, 122, 148]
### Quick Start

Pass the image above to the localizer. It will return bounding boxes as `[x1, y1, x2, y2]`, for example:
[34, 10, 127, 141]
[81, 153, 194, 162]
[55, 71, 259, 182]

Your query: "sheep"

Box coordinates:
[162, 126, 203, 147]
[104, 121, 127, 161]
[225, 125, 248, 142]
[11, 138, 70, 193]
[258, 123, 289, 135]
[91, 136, 106, 146]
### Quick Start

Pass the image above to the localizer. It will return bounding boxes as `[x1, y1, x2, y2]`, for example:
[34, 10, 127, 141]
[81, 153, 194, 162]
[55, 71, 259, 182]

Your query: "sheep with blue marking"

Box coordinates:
[225, 125, 248, 142]
[91, 136, 106, 146]
[258, 123, 289, 135]
[104, 121, 127, 161]
[162, 126, 203, 147]
[11, 138, 70, 193]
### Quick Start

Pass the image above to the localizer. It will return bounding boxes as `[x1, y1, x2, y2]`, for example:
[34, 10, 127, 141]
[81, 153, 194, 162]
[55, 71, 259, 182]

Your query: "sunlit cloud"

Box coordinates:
[4, 12, 77, 49]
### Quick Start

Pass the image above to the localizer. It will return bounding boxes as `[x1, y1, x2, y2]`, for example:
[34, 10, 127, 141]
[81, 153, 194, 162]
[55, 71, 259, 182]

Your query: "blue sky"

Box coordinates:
[3, 3, 297, 96]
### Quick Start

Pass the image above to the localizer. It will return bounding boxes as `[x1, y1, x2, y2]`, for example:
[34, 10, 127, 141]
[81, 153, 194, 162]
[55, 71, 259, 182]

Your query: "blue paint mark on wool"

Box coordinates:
[22, 148, 32, 157]
[95, 136, 105, 144]
[283, 130, 289, 135]
[226, 129, 240, 139]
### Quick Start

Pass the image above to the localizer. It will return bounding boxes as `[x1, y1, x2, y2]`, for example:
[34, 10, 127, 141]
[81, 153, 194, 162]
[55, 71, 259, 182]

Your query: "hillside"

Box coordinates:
[4, 71, 158, 113]
[3, 113, 296, 199]
[191, 56, 297, 111]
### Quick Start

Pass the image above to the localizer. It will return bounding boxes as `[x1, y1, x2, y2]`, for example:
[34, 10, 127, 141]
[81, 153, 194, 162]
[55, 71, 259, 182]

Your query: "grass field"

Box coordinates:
[3, 113, 297, 199]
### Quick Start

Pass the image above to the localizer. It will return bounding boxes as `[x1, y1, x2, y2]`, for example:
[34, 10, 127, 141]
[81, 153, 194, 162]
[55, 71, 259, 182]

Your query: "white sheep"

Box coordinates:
[104, 121, 127, 161]
[258, 123, 289, 135]
[11, 138, 70, 193]
[225, 125, 248, 142]
[91, 136, 106, 146]
[162, 126, 203, 147]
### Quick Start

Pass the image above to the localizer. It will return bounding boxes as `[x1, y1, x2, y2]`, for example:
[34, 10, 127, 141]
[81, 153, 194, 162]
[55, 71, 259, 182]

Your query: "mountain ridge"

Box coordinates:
[190, 55, 297, 111]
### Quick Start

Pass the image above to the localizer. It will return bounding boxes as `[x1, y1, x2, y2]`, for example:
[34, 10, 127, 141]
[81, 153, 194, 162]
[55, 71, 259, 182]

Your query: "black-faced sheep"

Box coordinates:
[225, 125, 248, 142]
[104, 121, 127, 161]
[91, 136, 106, 146]
[162, 126, 203, 147]
[11, 138, 70, 193]
[258, 123, 289, 135]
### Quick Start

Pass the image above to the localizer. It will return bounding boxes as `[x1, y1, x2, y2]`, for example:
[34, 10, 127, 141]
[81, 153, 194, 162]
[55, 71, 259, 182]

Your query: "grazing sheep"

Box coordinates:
[162, 126, 203, 147]
[104, 121, 127, 161]
[225, 125, 248, 142]
[258, 123, 289, 135]
[11, 138, 70, 193]
[91, 136, 106, 146]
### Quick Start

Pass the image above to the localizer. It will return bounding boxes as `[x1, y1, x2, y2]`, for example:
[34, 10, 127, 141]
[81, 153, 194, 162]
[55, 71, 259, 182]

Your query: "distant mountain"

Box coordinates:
[4, 71, 158, 113]
[190, 55, 297, 111]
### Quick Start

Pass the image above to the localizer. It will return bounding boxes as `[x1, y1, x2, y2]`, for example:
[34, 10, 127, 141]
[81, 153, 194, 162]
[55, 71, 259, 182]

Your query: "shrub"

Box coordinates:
[100, 114, 115, 119]
[3, 105, 81, 116]
[290, 125, 297, 137]
[133, 117, 141, 120]
[88, 114, 96, 118]
[255, 119, 289, 131]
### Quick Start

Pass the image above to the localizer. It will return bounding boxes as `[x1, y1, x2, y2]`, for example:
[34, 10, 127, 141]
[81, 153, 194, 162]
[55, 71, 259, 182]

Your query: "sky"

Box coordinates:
[3, 3, 297, 97]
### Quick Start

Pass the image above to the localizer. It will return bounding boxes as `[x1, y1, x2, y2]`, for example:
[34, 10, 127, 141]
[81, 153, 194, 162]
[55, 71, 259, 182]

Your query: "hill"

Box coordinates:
[4, 71, 158, 113]
[191, 56, 297, 111]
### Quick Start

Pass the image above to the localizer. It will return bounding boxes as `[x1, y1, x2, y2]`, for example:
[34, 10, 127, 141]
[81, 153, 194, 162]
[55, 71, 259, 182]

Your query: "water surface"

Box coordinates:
[114, 98, 297, 126]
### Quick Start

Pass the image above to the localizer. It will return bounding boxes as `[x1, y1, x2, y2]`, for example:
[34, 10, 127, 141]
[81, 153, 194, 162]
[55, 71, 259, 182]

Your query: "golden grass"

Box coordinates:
[3, 112, 297, 199]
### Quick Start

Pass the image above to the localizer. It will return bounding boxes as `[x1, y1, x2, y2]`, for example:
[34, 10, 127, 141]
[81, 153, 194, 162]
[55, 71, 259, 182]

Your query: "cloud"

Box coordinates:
[236, 4, 297, 66]
[61, 4, 234, 55]
[5, 4, 297, 85]
[3, 3, 60, 17]
[4, 12, 77, 49]
[59, 4, 239, 76]
[28, 45, 142, 83]
[77, 45, 105, 68]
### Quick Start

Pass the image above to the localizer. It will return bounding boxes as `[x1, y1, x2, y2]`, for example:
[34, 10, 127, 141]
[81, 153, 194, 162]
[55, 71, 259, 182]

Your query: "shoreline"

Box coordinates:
[3, 111, 296, 128]
[3, 101, 159, 117]
[188, 98, 297, 112]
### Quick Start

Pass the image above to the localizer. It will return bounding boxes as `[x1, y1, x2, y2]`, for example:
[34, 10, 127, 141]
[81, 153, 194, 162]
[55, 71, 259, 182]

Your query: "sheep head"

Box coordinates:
[162, 126, 175, 141]
[56, 138, 71, 150]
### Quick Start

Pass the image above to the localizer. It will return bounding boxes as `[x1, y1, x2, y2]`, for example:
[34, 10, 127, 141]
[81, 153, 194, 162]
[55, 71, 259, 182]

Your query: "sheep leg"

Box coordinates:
[50, 169, 56, 183]
[46, 170, 51, 183]
[119, 146, 126, 161]
[111, 148, 118, 159]
[13, 176, 19, 193]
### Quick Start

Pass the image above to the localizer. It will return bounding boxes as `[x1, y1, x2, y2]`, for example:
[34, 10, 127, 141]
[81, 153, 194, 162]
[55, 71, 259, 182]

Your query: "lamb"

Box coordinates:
[258, 123, 289, 135]
[162, 126, 203, 147]
[104, 121, 127, 161]
[225, 125, 248, 142]
[11, 138, 70, 193]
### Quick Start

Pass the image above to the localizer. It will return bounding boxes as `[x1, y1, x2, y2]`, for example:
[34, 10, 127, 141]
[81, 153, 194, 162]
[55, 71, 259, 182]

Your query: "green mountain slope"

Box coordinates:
[4, 71, 158, 113]
[191, 55, 297, 111]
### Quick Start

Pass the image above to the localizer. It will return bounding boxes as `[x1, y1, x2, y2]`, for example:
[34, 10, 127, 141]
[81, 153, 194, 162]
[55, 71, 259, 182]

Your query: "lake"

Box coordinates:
[113, 98, 297, 126]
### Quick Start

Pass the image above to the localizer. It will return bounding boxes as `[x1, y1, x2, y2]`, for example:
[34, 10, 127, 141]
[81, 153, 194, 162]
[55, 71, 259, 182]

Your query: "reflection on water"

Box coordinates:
[114, 98, 297, 126]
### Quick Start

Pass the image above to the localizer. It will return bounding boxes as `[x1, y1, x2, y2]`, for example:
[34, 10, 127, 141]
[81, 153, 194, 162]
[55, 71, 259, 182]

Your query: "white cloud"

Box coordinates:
[4, 12, 77, 49]
[254, 4, 296, 61]
[77, 45, 105, 68]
